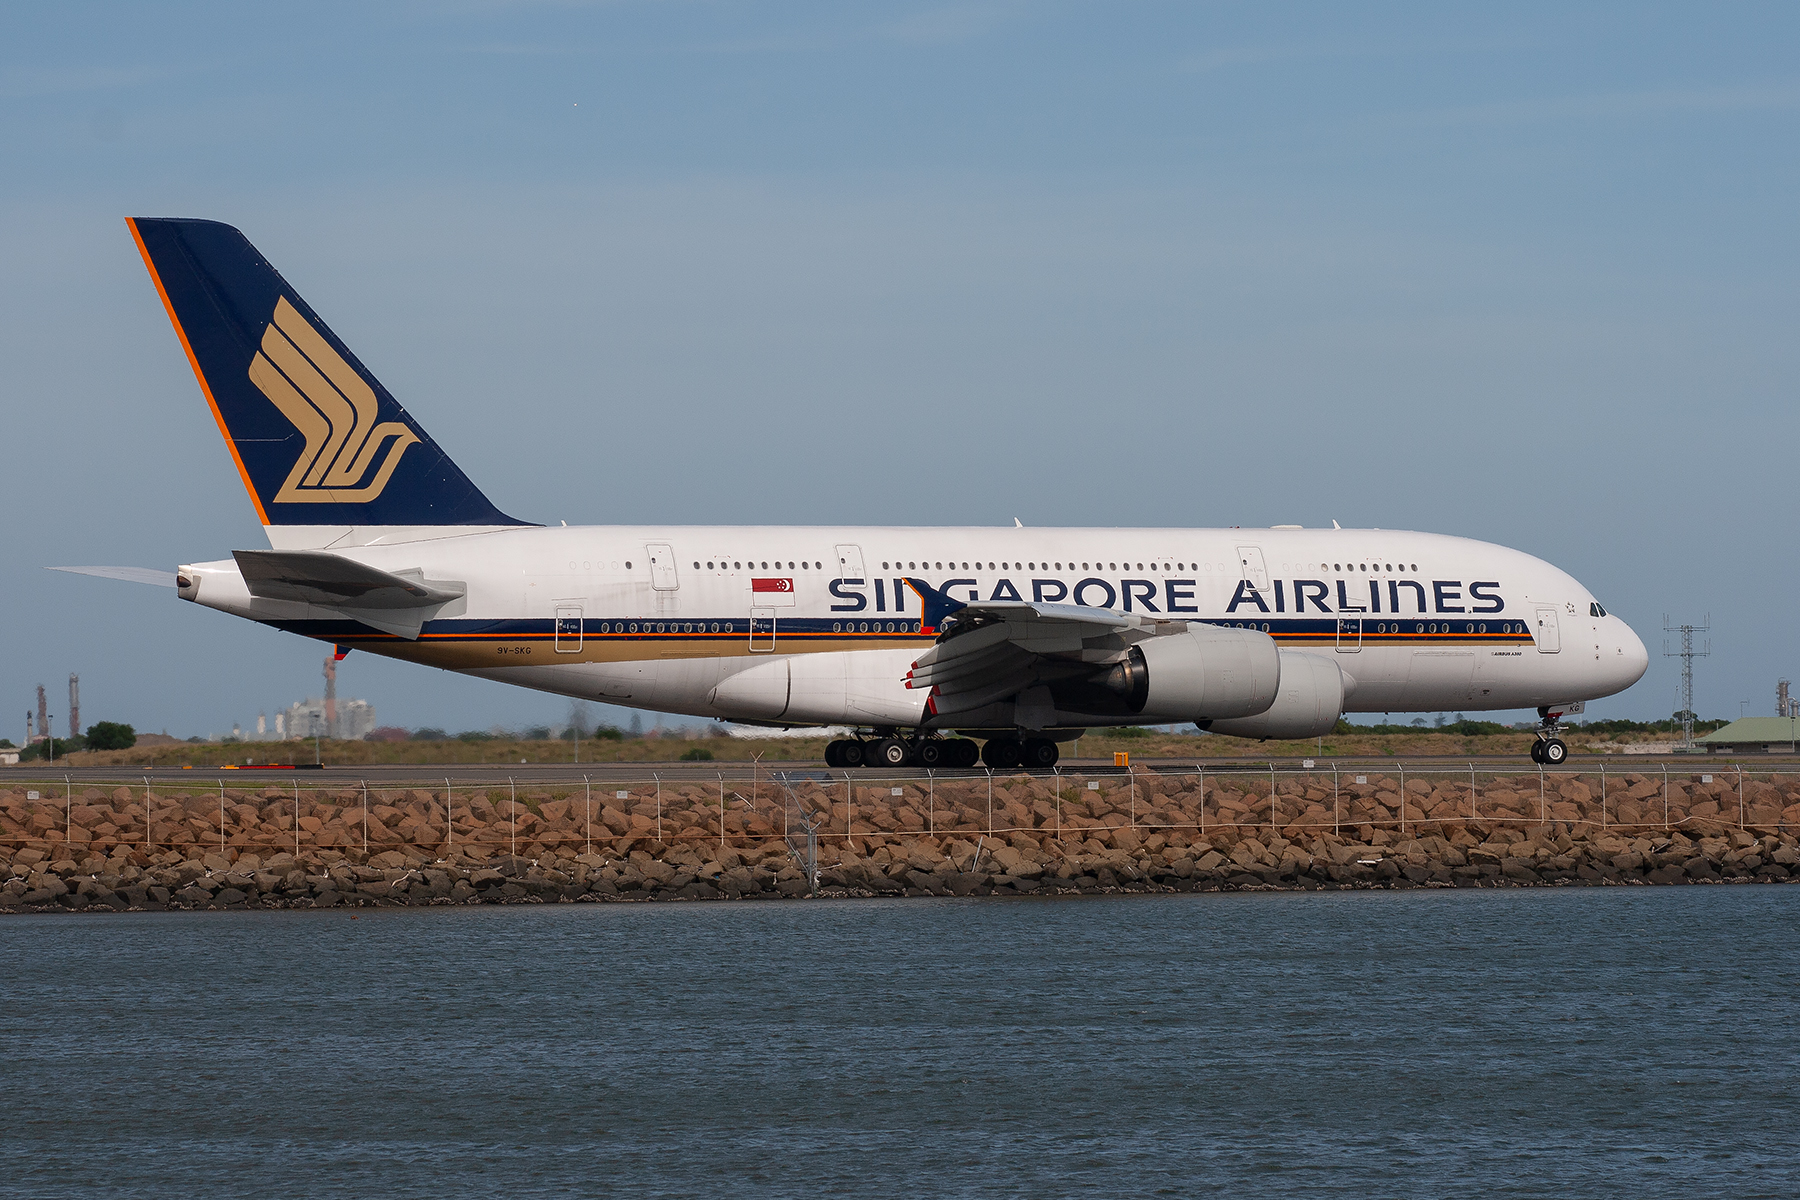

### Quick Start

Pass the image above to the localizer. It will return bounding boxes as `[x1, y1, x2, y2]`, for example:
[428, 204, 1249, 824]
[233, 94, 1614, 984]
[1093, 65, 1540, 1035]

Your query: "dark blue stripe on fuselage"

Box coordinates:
[263, 615, 1537, 646]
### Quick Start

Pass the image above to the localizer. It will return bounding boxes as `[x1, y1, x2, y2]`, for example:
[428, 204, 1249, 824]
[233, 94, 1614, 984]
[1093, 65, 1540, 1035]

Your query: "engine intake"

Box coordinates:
[1096, 625, 1280, 721]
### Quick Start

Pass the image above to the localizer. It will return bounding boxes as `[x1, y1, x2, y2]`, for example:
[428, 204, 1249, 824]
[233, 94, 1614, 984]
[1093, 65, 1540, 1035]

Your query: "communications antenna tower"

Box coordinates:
[1662, 614, 1711, 750]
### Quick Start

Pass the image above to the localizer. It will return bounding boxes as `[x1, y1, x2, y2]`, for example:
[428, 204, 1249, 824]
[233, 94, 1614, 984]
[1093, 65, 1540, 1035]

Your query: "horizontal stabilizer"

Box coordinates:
[233, 549, 464, 640]
[48, 565, 178, 587]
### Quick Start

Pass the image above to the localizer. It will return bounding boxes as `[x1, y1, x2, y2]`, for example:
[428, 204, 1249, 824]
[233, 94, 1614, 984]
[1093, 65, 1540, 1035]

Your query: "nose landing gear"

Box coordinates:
[1529, 706, 1570, 765]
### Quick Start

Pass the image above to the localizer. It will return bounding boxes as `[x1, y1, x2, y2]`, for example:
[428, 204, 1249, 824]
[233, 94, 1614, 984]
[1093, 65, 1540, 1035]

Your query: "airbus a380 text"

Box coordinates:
[70, 218, 1647, 770]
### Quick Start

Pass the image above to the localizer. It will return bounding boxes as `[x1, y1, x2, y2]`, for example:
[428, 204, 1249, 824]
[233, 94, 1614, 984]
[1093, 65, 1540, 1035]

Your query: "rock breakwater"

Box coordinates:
[3, 769, 1797, 910]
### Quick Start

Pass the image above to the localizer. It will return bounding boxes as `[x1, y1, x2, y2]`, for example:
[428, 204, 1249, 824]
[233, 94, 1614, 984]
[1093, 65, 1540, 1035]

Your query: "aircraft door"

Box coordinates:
[834, 543, 866, 583]
[646, 543, 679, 591]
[1235, 546, 1268, 593]
[1336, 617, 1361, 653]
[554, 604, 583, 654]
[1534, 607, 1561, 653]
[749, 607, 777, 653]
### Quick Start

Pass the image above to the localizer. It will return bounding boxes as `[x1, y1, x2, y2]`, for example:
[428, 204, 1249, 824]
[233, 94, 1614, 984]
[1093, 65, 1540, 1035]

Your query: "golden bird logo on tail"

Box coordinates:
[248, 297, 419, 503]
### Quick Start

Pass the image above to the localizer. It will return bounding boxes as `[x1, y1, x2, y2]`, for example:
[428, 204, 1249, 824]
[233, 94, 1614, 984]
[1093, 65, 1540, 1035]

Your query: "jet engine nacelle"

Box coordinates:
[1201, 649, 1348, 740]
[1102, 624, 1281, 721]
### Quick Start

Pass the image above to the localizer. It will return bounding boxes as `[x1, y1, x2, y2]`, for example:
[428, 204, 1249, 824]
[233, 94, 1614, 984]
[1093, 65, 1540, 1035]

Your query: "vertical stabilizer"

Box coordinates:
[127, 217, 529, 530]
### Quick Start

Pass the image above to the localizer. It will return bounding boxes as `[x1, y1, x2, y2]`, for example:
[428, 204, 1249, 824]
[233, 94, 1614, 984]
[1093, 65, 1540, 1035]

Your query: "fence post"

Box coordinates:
[584, 775, 591, 857]
[1398, 764, 1406, 836]
[1539, 764, 1545, 827]
[1054, 768, 1061, 842]
[845, 772, 852, 848]
[986, 769, 993, 836]
[1333, 764, 1339, 836]
[1198, 765, 1205, 838]
[1470, 762, 1477, 821]
[1130, 767, 1137, 831]
[927, 770, 934, 836]
[143, 775, 152, 853]
[296, 779, 303, 857]
[1601, 763, 1607, 830]
[1737, 765, 1744, 829]
[506, 778, 515, 858]
[218, 780, 225, 857]
[1662, 763, 1669, 830]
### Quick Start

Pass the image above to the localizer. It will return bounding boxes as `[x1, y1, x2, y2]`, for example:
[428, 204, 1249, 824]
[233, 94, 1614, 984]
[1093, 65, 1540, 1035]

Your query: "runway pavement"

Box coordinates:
[11, 752, 1792, 788]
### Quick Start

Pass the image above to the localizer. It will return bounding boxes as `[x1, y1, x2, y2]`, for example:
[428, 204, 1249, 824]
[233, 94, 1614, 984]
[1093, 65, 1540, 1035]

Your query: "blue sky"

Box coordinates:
[3, 2, 1796, 738]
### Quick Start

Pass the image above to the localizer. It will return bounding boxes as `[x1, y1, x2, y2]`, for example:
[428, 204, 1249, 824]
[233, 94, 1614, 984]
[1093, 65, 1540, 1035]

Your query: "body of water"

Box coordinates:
[3, 888, 1797, 1198]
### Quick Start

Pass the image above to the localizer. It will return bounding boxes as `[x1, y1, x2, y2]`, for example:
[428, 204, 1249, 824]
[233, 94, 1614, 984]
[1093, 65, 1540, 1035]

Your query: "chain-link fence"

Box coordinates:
[1, 764, 1794, 862]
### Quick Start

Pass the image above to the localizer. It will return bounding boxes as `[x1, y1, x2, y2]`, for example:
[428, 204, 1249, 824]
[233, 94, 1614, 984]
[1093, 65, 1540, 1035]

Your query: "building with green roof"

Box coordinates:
[1695, 717, 1800, 753]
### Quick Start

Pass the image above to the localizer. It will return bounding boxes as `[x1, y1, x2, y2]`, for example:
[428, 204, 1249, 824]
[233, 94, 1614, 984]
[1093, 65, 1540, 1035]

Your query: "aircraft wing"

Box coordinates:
[902, 580, 1174, 719]
[233, 549, 465, 640]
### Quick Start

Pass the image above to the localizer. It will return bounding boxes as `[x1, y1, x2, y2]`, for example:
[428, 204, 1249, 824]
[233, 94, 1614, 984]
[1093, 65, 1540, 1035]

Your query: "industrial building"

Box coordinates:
[1695, 717, 1800, 754]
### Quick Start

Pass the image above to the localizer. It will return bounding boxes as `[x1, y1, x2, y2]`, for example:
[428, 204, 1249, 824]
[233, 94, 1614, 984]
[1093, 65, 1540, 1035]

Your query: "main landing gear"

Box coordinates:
[824, 735, 981, 769]
[1529, 706, 1569, 765]
[979, 736, 1060, 770]
[823, 734, 1056, 769]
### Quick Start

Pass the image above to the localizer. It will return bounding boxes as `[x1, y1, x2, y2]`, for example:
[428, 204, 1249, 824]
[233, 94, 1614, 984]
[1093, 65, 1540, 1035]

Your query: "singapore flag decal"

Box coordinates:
[750, 578, 792, 594]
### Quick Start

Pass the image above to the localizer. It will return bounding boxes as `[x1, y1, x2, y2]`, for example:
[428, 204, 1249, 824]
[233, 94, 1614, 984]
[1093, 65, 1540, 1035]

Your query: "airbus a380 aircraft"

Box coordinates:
[80, 218, 1647, 769]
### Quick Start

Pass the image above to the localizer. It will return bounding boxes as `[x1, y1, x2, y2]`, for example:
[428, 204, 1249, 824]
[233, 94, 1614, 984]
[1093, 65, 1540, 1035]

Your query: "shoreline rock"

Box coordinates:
[1, 772, 1796, 911]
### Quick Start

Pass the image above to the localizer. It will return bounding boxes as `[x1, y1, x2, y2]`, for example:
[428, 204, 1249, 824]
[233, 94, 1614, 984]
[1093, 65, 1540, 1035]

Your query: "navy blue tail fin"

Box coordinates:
[128, 217, 528, 529]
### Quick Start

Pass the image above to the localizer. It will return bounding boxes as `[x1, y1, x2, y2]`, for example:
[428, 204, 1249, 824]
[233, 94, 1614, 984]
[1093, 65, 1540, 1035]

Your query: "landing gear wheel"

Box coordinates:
[824, 739, 846, 767]
[868, 737, 912, 768]
[1540, 738, 1568, 766]
[951, 739, 981, 768]
[981, 737, 1022, 770]
[1021, 738, 1060, 769]
[1528, 740, 1545, 765]
[840, 739, 866, 768]
[915, 739, 947, 768]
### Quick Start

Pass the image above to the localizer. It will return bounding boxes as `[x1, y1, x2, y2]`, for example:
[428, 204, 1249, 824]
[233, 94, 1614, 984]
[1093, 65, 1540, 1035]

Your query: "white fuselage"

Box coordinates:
[180, 524, 1649, 731]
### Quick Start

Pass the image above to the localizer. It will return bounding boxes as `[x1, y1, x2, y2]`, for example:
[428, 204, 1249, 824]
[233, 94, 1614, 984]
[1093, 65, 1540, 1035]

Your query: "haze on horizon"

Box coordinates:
[3, 2, 1795, 739]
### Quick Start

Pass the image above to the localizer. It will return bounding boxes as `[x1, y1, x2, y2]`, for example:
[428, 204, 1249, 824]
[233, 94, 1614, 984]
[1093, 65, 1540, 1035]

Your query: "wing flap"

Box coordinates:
[901, 577, 1181, 719]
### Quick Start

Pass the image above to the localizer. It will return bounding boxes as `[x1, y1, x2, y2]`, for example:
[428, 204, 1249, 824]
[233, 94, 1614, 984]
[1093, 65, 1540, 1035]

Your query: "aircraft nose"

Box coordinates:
[1616, 619, 1649, 688]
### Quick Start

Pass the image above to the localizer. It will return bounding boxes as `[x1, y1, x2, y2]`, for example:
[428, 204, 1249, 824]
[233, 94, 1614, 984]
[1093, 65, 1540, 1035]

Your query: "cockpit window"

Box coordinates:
[1590, 602, 1607, 618]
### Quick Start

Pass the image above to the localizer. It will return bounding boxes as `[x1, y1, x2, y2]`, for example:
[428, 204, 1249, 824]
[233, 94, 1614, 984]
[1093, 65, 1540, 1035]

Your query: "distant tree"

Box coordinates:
[20, 735, 84, 761]
[84, 721, 136, 751]
[412, 727, 447, 741]
[629, 712, 643, 738]
[0, 738, 13, 749]
[457, 730, 494, 742]
[679, 747, 714, 761]
[593, 725, 624, 741]
[523, 725, 552, 741]
[366, 726, 411, 742]
[1411, 717, 1427, 727]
